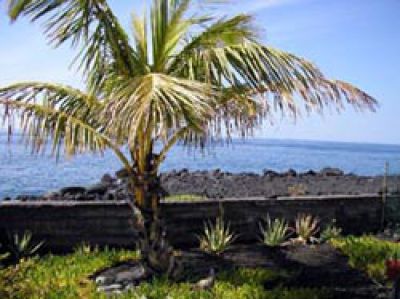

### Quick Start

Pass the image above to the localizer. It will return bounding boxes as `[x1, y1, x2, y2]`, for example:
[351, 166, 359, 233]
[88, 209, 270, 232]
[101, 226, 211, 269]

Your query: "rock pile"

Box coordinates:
[3, 167, 400, 201]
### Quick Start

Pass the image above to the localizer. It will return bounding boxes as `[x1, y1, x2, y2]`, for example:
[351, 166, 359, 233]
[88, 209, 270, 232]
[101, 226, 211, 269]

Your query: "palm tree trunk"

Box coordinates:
[130, 152, 178, 277]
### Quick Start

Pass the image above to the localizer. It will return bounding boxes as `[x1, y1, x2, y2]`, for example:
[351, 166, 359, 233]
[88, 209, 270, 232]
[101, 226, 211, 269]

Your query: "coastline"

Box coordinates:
[3, 167, 399, 201]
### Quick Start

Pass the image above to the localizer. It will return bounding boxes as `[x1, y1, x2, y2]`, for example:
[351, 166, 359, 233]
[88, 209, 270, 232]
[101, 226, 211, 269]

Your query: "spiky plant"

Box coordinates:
[2, 0, 376, 273]
[6, 231, 44, 262]
[198, 217, 237, 254]
[295, 214, 320, 244]
[259, 215, 291, 247]
[320, 223, 342, 243]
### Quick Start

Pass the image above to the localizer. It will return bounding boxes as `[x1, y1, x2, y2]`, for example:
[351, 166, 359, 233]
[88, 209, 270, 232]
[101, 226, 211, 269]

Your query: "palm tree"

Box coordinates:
[2, 0, 376, 275]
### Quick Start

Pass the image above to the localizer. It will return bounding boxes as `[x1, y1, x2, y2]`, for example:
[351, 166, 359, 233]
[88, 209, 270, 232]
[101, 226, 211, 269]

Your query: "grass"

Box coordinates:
[163, 194, 206, 202]
[1, 235, 394, 298]
[0, 247, 329, 299]
[331, 235, 400, 283]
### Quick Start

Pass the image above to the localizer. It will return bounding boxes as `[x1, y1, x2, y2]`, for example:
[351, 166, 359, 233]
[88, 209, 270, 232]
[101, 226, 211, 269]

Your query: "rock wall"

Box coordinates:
[0, 201, 138, 251]
[0, 195, 390, 251]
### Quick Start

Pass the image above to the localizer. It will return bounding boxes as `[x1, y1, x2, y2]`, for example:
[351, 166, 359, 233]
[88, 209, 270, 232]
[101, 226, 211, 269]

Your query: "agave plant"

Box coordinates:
[198, 217, 237, 255]
[0, 244, 10, 267]
[295, 214, 320, 244]
[259, 215, 291, 247]
[2, 0, 376, 273]
[6, 231, 44, 262]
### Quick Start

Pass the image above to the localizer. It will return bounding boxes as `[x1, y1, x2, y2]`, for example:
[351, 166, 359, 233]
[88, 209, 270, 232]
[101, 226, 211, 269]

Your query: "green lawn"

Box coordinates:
[0, 236, 395, 299]
[0, 246, 328, 299]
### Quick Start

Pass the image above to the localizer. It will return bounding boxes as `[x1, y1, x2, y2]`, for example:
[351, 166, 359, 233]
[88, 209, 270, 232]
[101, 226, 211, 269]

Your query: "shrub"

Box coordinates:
[295, 214, 320, 244]
[331, 236, 400, 283]
[259, 216, 291, 247]
[197, 217, 237, 255]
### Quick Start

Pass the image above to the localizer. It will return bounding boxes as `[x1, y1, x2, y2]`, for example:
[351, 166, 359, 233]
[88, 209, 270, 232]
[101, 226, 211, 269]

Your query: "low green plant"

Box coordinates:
[197, 217, 237, 255]
[0, 248, 330, 299]
[288, 184, 307, 196]
[6, 231, 44, 262]
[74, 243, 99, 255]
[320, 222, 342, 243]
[259, 216, 292, 247]
[164, 194, 205, 202]
[295, 214, 320, 244]
[331, 236, 400, 283]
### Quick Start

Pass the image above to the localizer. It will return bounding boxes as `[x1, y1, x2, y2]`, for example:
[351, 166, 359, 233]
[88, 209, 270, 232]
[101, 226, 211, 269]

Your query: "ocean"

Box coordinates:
[0, 134, 399, 198]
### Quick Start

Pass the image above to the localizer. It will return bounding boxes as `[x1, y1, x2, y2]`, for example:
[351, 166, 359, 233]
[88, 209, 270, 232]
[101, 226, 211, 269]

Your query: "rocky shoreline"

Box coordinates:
[3, 167, 400, 201]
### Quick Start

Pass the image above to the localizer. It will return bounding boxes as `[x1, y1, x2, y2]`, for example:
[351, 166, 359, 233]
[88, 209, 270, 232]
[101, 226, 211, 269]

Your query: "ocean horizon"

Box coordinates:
[1, 133, 399, 198]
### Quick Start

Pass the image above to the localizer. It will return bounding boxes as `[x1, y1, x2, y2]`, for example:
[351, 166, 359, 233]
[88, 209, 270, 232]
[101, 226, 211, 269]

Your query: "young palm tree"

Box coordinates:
[1, 0, 376, 275]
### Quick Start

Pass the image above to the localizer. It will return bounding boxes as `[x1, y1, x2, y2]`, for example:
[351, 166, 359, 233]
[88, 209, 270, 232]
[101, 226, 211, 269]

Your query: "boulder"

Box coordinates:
[320, 167, 344, 177]
[303, 170, 317, 176]
[43, 191, 60, 200]
[101, 173, 116, 184]
[15, 195, 40, 201]
[263, 169, 279, 177]
[86, 183, 109, 195]
[60, 186, 86, 195]
[285, 169, 297, 177]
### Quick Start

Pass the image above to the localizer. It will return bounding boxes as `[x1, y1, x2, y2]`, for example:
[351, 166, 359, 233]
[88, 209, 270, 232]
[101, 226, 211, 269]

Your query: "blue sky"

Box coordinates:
[0, 0, 399, 145]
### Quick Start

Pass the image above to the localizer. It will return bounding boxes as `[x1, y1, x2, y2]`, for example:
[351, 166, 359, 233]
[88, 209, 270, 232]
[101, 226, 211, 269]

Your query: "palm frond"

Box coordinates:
[0, 99, 107, 157]
[7, 0, 143, 90]
[103, 73, 216, 148]
[150, 0, 194, 71]
[169, 14, 256, 74]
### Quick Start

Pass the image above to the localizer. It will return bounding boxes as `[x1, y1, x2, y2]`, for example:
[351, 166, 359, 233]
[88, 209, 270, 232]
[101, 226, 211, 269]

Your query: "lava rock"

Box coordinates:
[101, 173, 115, 184]
[86, 183, 109, 195]
[43, 191, 60, 200]
[320, 167, 344, 177]
[15, 195, 39, 201]
[285, 169, 297, 177]
[115, 265, 147, 284]
[303, 170, 317, 176]
[60, 186, 86, 195]
[263, 170, 279, 177]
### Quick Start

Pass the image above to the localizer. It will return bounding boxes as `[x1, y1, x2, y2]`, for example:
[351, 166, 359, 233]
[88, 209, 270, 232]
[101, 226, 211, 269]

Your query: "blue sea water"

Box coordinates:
[0, 133, 399, 198]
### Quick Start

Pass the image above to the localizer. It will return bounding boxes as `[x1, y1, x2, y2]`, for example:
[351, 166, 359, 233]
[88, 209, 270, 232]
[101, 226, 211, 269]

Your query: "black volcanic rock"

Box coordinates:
[8, 167, 400, 201]
[60, 186, 86, 196]
[320, 167, 345, 177]
[86, 183, 109, 195]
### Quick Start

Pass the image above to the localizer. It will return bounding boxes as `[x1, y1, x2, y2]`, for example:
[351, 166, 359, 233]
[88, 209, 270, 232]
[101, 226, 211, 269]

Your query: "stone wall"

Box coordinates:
[0, 195, 390, 251]
[0, 201, 138, 251]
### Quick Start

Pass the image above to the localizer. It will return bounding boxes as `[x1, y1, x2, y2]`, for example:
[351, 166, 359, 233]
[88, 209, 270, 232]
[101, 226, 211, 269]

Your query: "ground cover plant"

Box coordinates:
[0, 235, 395, 298]
[0, 246, 330, 299]
[331, 235, 400, 284]
[163, 194, 205, 202]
